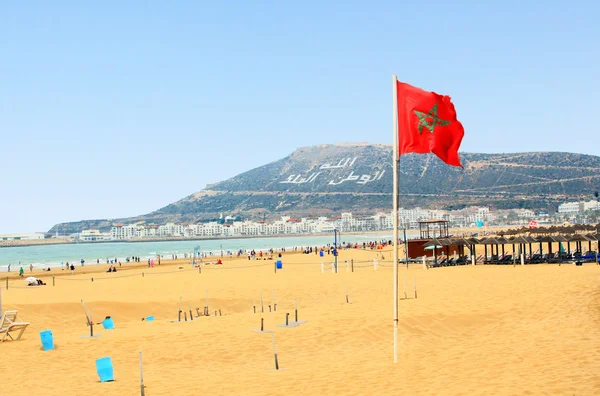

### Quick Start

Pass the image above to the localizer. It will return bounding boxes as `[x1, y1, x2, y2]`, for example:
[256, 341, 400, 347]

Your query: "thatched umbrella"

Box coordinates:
[537, 235, 557, 255]
[480, 237, 501, 258]
[553, 234, 569, 254]
[568, 233, 590, 253]
[510, 236, 529, 258]
[423, 238, 449, 263]
[495, 236, 511, 256]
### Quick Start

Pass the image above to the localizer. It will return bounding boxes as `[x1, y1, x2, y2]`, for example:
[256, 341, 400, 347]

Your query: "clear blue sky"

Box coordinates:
[1, 1, 599, 233]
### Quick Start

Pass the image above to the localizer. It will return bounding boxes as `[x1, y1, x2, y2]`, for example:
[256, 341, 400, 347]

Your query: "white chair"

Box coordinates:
[0, 310, 30, 342]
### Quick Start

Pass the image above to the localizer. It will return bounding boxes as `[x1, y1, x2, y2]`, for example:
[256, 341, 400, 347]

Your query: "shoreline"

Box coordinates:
[0, 230, 394, 249]
[0, 225, 507, 249]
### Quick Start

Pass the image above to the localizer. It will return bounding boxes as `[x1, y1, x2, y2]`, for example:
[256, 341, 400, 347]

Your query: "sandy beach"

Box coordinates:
[1, 247, 598, 395]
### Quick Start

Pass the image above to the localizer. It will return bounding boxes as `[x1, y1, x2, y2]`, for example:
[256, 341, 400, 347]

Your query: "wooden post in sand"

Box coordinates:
[205, 290, 209, 316]
[345, 285, 349, 304]
[253, 299, 256, 313]
[295, 300, 299, 323]
[6, 277, 8, 289]
[89, 308, 94, 337]
[351, 259, 354, 272]
[273, 290, 277, 312]
[178, 297, 182, 322]
[272, 332, 279, 370]
[139, 351, 145, 395]
[53, 276, 55, 286]
[414, 278, 417, 299]
[188, 301, 193, 321]
[260, 292, 264, 313]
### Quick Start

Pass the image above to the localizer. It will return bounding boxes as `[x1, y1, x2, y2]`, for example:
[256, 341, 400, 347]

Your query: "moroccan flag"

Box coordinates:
[396, 80, 464, 167]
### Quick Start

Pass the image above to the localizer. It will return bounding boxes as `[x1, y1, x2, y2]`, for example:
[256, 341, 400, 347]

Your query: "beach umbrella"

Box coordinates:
[424, 245, 442, 250]
[24, 277, 37, 283]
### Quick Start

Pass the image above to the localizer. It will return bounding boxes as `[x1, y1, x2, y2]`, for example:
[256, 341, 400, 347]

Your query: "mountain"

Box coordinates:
[49, 143, 600, 233]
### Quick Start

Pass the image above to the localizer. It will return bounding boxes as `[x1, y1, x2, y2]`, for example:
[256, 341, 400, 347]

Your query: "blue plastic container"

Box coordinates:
[40, 330, 54, 351]
[319, 251, 324, 257]
[101, 317, 115, 330]
[96, 357, 114, 382]
[145, 316, 154, 321]
[276, 260, 282, 269]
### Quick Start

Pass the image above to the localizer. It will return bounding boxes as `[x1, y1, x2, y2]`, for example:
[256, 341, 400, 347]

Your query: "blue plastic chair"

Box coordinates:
[40, 330, 54, 351]
[276, 260, 282, 269]
[96, 357, 114, 382]
[101, 317, 115, 330]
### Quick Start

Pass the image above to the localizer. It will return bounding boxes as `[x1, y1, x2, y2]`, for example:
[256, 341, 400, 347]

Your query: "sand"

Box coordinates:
[1, 248, 599, 395]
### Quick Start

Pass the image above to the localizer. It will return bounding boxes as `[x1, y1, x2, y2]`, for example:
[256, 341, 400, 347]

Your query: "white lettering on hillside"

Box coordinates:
[279, 172, 321, 184]
[319, 157, 357, 170]
[328, 170, 385, 185]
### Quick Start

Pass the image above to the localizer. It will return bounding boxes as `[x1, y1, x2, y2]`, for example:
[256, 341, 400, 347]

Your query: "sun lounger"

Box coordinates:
[0, 310, 30, 342]
[455, 255, 468, 265]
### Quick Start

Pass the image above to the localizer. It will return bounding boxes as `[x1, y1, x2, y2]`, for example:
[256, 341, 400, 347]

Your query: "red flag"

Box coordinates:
[396, 80, 464, 167]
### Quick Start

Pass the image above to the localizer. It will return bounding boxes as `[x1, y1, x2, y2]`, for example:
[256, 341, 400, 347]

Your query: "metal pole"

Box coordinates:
[334, 229, 338, 273]
[392, 74, 400, 364]
[404, 228, 409, 268]
[140, 351, 145, 396]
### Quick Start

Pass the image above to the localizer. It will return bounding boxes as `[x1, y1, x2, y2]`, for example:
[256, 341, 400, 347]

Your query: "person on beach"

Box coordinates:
[70, 264, 75, 275]
[30, 263, 33, 272]
[19, 266, 24, 277]
[7, 263, 10, 272]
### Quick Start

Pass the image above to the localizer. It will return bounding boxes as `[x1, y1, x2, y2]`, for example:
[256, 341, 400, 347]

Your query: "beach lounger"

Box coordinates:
[456, 255, 468, 265]
[0, 310, 30, 342]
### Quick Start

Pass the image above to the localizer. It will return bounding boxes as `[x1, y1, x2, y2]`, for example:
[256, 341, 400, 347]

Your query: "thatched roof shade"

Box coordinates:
[567, 234, 591, 242]
[423, 238, 449, 247]
[509, 236, 530, 244]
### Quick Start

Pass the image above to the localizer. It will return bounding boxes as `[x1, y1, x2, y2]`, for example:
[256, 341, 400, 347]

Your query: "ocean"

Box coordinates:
[0, 234, 395, 271]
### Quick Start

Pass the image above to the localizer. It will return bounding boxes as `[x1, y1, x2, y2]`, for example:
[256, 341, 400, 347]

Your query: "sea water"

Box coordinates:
[0, 234, 395, 271]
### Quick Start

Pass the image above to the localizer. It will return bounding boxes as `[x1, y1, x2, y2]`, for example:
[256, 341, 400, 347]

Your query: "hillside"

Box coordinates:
[49, 143, 600, 233]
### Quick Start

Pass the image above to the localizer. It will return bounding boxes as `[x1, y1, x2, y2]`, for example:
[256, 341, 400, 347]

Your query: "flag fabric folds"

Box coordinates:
[396, 80, 464, 167]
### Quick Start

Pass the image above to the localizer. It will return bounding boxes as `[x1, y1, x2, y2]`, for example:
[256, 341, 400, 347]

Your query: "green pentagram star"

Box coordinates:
[413, 103, 452, 134]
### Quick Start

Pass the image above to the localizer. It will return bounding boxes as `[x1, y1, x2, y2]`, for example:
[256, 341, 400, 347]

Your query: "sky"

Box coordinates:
[1, 1, 599, 233]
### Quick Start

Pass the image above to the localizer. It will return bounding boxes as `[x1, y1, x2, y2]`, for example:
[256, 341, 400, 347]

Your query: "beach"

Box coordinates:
[1, 247, 598, 395]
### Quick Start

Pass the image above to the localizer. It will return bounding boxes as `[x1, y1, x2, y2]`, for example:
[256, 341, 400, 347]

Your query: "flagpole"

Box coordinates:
[392, 74, 399, 364]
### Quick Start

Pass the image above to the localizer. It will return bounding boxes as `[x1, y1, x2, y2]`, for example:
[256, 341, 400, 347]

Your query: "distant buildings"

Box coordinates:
[558, 200, 600, 216]
[100, 206, 496, 241]
[73, 199, 600, 242]
[0, 233, 46, 241]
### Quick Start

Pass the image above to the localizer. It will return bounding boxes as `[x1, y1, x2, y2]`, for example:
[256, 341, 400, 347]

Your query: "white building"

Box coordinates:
[558, 202, 582, 215]
[0, 233, 46, 241]
[79, 230, 111, 241]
